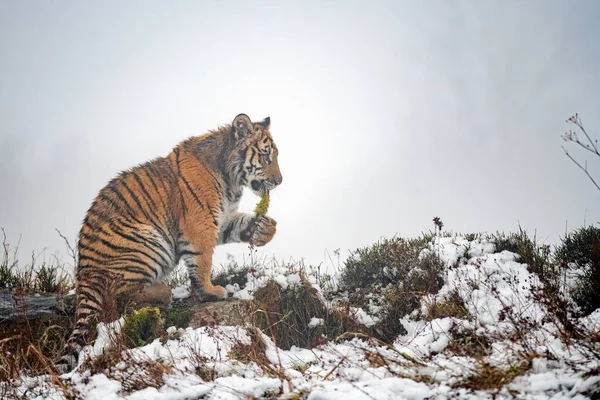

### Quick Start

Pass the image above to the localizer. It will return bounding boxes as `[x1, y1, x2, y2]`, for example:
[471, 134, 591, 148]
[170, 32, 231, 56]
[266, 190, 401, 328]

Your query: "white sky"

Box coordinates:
[1, 0, 599, 272]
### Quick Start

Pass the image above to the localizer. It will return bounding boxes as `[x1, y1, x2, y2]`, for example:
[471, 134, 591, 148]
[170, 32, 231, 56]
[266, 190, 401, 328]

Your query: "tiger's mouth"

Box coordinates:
[251, 179, 266, 194]
[251, 179, 274, 194]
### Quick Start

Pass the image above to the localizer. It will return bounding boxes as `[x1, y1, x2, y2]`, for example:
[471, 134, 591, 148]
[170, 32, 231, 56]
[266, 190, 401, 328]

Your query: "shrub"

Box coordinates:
[340, 237, 430, 292]
[340, 236, 445, 342]
[163, 306, 192, 329]
[489, 228, 552, 282]
[252, 272, 366, 350]
[121, 307, 163, 349]
[555, 225, 600, 315]
[212, 257, 249, 290]
[425, 291, 469, 321]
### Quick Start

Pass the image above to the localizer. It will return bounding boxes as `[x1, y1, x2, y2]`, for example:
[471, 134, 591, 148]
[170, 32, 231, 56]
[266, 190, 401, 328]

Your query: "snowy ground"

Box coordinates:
[9, 237, 600, 399]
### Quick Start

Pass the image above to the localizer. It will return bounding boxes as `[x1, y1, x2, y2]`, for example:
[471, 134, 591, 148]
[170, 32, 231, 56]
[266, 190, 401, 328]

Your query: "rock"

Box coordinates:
[189, 299, 253, 328]
[0, 289, 252, 331]
[0, 290, 75, 321]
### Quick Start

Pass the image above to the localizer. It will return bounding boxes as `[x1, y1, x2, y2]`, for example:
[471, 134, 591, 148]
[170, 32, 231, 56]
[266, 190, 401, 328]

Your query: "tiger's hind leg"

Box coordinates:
[56, 223, 174, 373]
[131, 281, 172, 311]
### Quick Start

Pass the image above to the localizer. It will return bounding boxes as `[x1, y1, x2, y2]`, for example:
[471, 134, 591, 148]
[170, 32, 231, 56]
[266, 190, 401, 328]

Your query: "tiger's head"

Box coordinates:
[231, 114, 282, 196]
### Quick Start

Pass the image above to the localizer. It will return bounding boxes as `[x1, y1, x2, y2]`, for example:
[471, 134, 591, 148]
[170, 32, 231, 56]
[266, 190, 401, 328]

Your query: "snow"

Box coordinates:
[172, 284, 190, 300]
[8, 236, 600, 399]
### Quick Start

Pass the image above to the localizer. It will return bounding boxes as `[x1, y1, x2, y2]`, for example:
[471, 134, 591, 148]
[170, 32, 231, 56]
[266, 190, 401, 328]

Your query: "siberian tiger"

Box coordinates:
[56, 114, 282, 373]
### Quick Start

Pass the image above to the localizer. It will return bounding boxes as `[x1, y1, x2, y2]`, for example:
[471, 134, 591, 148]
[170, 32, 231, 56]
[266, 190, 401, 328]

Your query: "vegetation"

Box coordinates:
[121, 307, 163, 349]
[252, 269, 366, 350]
[561, 113, 600, 193]
[339, 235, 445, 341]
[554, 225, 600, 315]
[0, 221, 599, 398]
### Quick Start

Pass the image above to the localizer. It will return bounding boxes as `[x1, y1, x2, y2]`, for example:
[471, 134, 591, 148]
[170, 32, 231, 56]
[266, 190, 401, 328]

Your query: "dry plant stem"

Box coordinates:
[563, 114, 600, 192]
[252, 308, 293, 392]
[322, 356, 347, 381]
[561, 149, 600, 192]
[570, 116, 599, 156]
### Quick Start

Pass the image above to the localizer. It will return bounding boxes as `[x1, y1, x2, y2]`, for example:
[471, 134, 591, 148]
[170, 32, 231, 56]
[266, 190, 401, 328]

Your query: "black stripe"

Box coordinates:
[207, 207, 219, 227]
[110, 222, 168, 257]
[110, 227, 171, 270]
[222, 222, 234, 243]
[100, 190, 148, 227]
[145, 165, 172, 231]
[172, 148, 189, 214]
[120, 178, 155, 223]
[76, 311, 92, 320]
[122, 265, 156, 279]
[78, 290, 101, 305]
[80, 245, 152, 269]
[78, 252, 104, 265]
[132, 171, 162, 223]
[180, 174, 205, 209]
[79, 303, 100, 312]
[178, 169, 219, 227]
[79, 241, 109, 259]
[123, 173, 174, 247]
[179, 249, 201, 257]
[81, 231, 165, 268]
[113, 257, 159, 274]
[207, 169, 224, 193]
[105, 185, 134, 214]
[122, 276, 153, 285]
[144, 165, 167, 207]
[86, 207, 112, 225]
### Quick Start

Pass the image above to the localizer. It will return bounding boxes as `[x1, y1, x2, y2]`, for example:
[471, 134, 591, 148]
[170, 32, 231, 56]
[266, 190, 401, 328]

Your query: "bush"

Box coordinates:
[340, 236, 445, 342]
[489, 228, 551, 281]
[121, 307, 163, 348]
[212, 258, 249, 290]
[340, 237, 430, 291]
[555, 225, 600, 315]
[252, 272, 366, 350]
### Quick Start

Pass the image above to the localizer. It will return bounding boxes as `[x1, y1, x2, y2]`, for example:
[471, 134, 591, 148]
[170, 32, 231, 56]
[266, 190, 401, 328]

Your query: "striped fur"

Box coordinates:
[56, 114, 282, 373]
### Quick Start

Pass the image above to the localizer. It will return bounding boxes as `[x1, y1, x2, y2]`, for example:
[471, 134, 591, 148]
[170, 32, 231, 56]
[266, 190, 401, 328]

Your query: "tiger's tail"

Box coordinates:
[55, 281, 104, 373]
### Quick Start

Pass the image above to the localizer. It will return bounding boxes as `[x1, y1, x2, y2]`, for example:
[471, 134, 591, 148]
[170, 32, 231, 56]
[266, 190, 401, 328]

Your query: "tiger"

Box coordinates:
[55, 113, 282, 373]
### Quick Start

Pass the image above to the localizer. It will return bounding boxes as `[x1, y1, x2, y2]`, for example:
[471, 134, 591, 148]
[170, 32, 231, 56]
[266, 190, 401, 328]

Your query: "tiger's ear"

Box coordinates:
[232, 114, 253, 141]
[257, 116, 270, 130]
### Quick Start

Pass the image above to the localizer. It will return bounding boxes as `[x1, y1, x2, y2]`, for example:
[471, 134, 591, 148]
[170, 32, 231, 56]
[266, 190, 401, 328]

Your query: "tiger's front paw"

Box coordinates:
[191, 284, 228, 303]
[250, 216, 277, 247]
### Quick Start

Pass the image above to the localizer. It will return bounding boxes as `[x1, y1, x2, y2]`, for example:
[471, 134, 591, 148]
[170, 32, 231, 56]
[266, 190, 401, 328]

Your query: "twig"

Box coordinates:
[562, 147, 600, 192]
[55, 229, 78, 269]
[562, 114, 599, 193]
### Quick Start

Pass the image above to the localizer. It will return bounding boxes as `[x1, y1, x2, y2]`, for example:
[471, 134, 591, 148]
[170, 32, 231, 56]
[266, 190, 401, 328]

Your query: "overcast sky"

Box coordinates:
[1, 0, 599, 273]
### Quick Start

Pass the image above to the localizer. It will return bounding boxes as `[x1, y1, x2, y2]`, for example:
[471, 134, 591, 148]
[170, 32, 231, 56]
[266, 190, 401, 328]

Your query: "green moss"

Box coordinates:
[163, 307, 192, 329]
[254, 193, 270, 217]
[122, 307, 163, 348]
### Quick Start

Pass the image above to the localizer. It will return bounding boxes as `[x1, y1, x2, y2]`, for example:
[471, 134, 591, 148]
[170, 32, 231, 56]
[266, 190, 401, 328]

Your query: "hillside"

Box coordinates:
[2, 230, 600, 399]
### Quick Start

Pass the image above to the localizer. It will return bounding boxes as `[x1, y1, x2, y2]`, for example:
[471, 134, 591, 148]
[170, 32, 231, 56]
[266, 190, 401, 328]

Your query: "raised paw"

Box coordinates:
[251, 215, 277, 247]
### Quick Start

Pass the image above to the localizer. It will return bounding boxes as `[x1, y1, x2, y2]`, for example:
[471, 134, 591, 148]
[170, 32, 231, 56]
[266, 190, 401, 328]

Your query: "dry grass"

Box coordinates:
[455, 360, 532, 391]
[426, 300, 469, 321]
[444, 326, 491, 359]
[251, 272, 367, 350]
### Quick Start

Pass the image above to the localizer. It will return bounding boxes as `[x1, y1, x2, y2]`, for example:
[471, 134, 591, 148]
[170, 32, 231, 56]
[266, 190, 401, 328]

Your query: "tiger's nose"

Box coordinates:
[273, 174, 282, 186]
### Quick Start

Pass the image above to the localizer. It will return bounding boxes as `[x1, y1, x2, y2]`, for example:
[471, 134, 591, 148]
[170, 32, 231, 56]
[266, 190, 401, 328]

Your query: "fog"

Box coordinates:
[1, 0, 598, 272]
